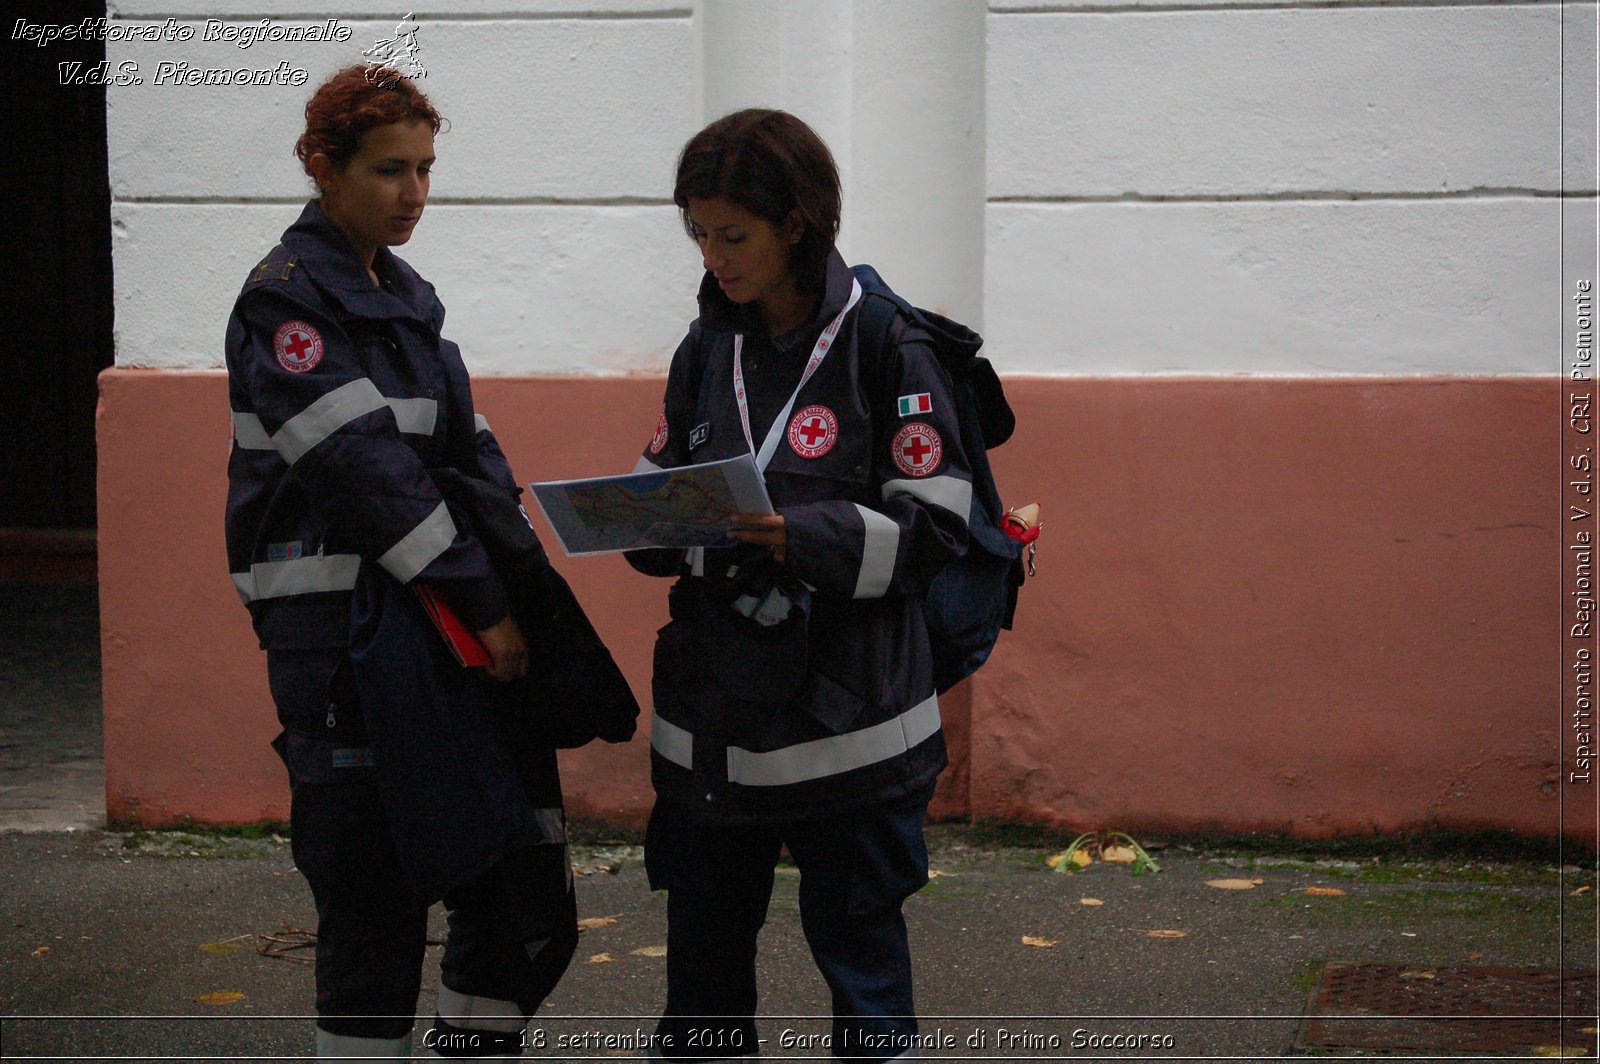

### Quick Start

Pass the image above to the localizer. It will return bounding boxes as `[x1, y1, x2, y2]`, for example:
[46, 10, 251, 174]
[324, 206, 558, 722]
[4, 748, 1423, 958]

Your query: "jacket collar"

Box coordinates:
[696, 247, 853, 341]
[281, 200, 435, 324]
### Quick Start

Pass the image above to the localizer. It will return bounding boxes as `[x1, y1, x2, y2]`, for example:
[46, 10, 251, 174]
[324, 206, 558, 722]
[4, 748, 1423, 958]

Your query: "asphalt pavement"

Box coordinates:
[1, 580, 1597, 1061]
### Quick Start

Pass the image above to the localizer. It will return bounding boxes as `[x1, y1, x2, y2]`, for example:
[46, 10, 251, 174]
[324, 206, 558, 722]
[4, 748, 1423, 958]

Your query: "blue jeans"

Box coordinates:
[645, 788, 934, 1062]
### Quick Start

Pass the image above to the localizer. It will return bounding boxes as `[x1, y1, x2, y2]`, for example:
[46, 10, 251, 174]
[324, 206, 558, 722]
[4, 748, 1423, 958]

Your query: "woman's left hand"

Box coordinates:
[729, 512, 787, 565]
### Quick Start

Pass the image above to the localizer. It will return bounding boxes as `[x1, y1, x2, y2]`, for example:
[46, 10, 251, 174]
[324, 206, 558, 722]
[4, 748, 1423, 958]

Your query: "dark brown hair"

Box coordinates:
[673, 109, 842, 292]
[294, 65, 443, 181]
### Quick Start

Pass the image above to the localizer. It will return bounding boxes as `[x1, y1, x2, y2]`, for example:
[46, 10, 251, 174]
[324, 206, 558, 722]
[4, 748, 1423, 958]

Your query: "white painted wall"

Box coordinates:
[105, 1, 1593, 376]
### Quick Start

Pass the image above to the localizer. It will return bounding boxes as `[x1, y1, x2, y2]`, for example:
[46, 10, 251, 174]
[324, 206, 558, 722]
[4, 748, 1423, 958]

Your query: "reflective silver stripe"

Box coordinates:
[435, 985, 526, 1034]
[688, 545, 705, 576]
[853, 504, 900, 599]
[633, 454, 664, 474]
[377, 502, 457, 584]
[230, 412, 273, 450]
[276, 378, 388, 466]
[725, 694, 940, 787]
[234, 392, 433, 457]
[533, 807, 567, 844]
[651, 711, 693, 769]
[387, 397, 437, 436]
[316, 1028, 411, 1058]
[231, 554, 361, 604]
[726, 694, 934, 784]
[882, 475, 973, 526]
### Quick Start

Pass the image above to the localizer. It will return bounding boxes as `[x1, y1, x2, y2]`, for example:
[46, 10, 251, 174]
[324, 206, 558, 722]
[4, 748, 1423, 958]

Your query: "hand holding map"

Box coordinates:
[529, 454, 773, 556]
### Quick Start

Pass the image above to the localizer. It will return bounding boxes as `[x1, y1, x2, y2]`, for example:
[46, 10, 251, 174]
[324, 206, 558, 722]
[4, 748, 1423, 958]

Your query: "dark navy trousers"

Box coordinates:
[645, 788, 934, 1062]
[268, 649, 577, 1053]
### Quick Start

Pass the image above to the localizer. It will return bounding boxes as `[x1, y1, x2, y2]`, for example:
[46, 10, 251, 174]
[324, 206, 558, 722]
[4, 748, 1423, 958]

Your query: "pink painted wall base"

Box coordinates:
[97, 370, 1582, 840]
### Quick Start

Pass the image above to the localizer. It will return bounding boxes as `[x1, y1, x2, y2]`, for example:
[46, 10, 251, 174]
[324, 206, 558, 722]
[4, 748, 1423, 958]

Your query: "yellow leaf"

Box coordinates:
[1079, 898, 1104, 907]
[1205, 878, 1263, 891]
[587, 953, 615, 965]
[199, 942, 243, 954]
[1581, 1026, 1598, 1035]
[32, 946, 50, 957]
[1146, 929, 1188, 939]
[928, 869, 957, 878]
[1101, 845, 1137, 864]
[631, 945, 668, 958]
[1398, 969, 1437, 980]
[577, 916, 618, 931]
[1303, 886, 1347, 897]
[195, 991, 244, 1006]
[1531, 1047, 1590, 1058]
[1021, 936, 1059, 948]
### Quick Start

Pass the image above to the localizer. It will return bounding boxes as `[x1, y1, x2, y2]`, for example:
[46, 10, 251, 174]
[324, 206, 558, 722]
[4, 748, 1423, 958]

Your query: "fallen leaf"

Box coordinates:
[1400, 932, 1418, 937]
[928, 869, 957, 878]
[1531, 1047, 1589, 1058]
[1079, 898, 1104, 907]
[32, 946, 50, 957]
[577, 916, 618, 932]
[1146, 930, 1188, 939]
[195, 991, 244, 1006]
[1573, 885, 1592, 896]
[199, 943, 243, 954]
[1303, 886, 1347, 897]
[1101, 845, 1138, 864]
[1205, 878, 1263, 891]
[1021, 936, 1059, 948]
[1582, 1026, 1598, 1035]
[587, 953, 614, 965]
[1398, 969, 1437, 980]
[631, 945, 668, 958]
[1070, 849, 1092, 867]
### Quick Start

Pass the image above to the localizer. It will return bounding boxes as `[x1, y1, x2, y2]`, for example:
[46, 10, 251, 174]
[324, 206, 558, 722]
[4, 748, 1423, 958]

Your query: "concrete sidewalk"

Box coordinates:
[1, 826, 1595, 1061]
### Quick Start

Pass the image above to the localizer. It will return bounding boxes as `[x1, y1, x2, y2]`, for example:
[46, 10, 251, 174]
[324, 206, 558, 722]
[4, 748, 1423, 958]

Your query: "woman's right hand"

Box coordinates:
[476, 614, 530, 682]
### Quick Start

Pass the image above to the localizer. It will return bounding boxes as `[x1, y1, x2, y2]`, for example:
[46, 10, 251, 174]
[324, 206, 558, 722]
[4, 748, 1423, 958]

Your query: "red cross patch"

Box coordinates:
[891, 422, 942, 478]
[787, 404, 838, 459]
[273, 321, 323, 373]
[648, 408, 669, 455]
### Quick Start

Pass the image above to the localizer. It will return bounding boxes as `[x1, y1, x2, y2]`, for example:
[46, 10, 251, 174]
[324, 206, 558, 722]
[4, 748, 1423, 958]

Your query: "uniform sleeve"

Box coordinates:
[228, 287, 509, 630]
[779, 330, 971, 600]
[624, 326, 703, 578]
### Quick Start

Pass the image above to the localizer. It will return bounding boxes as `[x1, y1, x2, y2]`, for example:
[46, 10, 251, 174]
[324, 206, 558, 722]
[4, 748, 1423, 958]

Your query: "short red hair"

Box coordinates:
[294, 64, 444, 177]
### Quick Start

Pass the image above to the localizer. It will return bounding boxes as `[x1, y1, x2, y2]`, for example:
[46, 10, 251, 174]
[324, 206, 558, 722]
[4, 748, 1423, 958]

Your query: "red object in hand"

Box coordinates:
[414, 584, 492, 667]
[1002, 502, 1042, 545]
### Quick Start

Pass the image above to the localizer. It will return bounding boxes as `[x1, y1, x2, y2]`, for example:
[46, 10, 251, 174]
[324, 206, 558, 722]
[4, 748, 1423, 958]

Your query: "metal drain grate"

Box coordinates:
[1297, 962, 1598, 1056]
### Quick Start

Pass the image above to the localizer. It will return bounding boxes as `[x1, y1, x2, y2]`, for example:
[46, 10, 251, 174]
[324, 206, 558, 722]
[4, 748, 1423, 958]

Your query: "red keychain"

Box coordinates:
[1001, 502, 1042, 576]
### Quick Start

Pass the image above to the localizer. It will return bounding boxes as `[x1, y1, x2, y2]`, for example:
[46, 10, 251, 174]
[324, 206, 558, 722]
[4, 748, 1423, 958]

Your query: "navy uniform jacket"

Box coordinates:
[630, 251, 972, 822]
[225, 200, 512, 651]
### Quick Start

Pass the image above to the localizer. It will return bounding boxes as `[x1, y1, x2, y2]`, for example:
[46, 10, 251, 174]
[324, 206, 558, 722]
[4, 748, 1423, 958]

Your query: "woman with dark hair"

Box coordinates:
[225, 65, 575, 1059]
[629, 109, 975, 1062]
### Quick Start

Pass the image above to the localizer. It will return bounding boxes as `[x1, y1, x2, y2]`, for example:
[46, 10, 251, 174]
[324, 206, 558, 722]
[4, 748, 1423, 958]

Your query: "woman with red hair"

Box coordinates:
[224, 65, 575, 1059]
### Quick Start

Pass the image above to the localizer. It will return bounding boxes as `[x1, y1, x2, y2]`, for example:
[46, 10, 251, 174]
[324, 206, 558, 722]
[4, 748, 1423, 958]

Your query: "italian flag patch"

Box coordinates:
[897, 393, 932, 417]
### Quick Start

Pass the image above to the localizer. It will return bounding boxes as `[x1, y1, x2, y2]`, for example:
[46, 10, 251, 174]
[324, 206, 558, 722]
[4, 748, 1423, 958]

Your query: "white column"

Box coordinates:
[694, 0, 985, 327]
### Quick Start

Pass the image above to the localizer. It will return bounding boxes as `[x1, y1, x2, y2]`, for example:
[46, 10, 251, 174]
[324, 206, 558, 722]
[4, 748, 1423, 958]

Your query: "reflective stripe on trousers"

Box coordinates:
[651, 694, 939, 787]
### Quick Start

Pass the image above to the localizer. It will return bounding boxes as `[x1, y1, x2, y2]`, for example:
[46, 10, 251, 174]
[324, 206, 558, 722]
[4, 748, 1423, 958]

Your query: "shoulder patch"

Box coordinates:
[274, 321, 324, 373]
[648, 407, 669, 455]
[891, 422, 942, 478]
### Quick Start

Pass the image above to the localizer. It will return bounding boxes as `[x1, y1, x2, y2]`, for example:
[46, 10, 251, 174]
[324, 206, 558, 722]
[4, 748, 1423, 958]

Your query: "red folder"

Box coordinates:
[414, 584, 492, 667]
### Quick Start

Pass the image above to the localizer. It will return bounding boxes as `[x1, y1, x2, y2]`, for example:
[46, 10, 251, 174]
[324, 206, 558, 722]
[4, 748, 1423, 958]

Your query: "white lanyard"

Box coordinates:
[732, 277, 863, 473]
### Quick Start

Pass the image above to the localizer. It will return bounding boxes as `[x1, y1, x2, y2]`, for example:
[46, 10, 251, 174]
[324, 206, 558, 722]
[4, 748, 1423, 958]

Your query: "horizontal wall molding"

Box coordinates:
[993, 0, 1591, 12]
[993, 189, 1598, 204]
